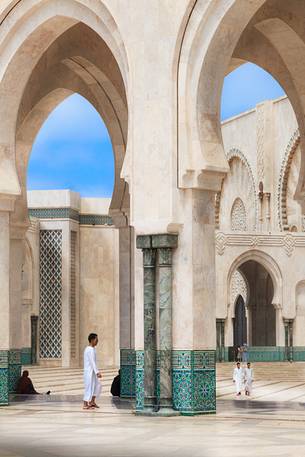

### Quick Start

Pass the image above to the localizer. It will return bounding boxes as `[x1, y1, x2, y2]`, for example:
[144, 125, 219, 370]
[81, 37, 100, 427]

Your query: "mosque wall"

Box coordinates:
[217, 96, 305, 361]
[25, 191, 120, 370]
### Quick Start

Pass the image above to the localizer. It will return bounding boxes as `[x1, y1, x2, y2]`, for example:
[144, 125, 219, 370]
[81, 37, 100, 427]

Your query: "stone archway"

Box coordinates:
[0, 0, 133, 404]
[177, 0, 305, 205]
[228, 252, 283, 361]
[233, 295, 247, 348]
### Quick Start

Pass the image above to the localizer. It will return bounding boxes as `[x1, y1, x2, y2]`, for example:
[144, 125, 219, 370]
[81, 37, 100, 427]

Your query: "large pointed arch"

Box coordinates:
[0, 0, 129, 215]
[0, 2, 130, 229]
[177, 0, 305, 205]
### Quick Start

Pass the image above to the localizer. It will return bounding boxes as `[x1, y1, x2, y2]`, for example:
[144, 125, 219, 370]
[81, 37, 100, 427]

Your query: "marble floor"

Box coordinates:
[2, 364, 305, 456]
[23, 363, 305, 402]
[1, 397, 305, 457]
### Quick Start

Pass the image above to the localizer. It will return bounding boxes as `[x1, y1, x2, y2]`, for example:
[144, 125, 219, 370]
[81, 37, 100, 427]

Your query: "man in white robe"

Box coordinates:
[233, 362, 244, 396]
[244, 362, 253, 396]
[83, 333, 102, 410]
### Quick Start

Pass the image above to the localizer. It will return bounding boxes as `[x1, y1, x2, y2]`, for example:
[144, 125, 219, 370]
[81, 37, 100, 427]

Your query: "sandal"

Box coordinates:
[82, 404, 94, 410]
[90, 403, 99, 409]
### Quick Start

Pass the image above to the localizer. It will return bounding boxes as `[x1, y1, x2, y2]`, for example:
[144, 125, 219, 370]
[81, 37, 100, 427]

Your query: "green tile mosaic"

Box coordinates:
[0, 368, 8, 405]
[135, 351, 144, 411]
[79, 215, 113, 225]
[8, 350, 21, 393]
[224, 346, 305, 362]
[21, 347, 32, 365]
[0, 349, 21, 404]
[29, 208, 113, 226]
[29, 208, 79, 221]
[120, 349, 136, 398]
[172, 350, 216, 415]
[291, 347, 305, 361]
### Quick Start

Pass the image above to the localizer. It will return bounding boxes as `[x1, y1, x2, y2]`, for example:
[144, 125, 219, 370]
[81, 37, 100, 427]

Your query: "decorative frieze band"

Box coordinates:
[29, 208, 113, 226]
[215, 231, 304, 257]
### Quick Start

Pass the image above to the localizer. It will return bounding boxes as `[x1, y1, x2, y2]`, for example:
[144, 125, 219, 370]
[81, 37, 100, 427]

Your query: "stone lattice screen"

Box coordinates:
[231, 198, 247, 231]
[39, 230, 62, 359]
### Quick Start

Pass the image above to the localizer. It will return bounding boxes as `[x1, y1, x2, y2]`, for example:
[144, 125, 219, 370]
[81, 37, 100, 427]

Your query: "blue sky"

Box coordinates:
[27, 63, 286, 197]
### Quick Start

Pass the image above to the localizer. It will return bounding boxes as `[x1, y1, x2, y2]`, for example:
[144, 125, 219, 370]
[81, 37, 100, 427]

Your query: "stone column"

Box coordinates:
[9, 225, 27, 392]
[0, 196, 21, 405]
[284, 319, 293, 361]
[136, 235, 156, 412]
[153, 234, 178, 414]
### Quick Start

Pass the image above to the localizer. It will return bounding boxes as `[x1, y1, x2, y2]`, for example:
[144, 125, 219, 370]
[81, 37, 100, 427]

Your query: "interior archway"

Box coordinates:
[239, 260, 276, 347]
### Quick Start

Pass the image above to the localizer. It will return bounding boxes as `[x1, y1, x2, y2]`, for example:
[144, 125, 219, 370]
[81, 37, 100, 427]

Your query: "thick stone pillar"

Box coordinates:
[9, 227, 26, 391]
[136, 234, 178, 415]
[0, 196, 22, 405]
[119, 226, 136, 398]
[173, 190, 216, 415]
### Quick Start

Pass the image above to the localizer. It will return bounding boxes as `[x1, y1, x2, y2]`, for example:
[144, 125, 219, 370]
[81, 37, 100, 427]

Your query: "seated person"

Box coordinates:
[110, 370, 121, 397]
[16, 370, 50, 395]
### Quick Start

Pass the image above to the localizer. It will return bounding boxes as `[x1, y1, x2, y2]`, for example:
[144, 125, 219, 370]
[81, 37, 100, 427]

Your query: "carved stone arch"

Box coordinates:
[216, 148, 257, 231]
[228, 250, 282, 309]
[278, 129, 301, 231]
[230, 269, 250, 316]
[0, 0, 129, 201]
[177, 0, 305, 204]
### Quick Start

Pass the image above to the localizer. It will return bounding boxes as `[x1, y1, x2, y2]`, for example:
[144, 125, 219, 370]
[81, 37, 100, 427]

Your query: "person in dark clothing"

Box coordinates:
[16, 370, 50, 395]
[110, 370, 121, 397]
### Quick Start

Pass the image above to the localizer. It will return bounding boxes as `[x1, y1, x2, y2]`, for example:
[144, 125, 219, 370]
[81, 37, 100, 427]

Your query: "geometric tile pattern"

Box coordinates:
[70, 231, 77, 360]
[120, 349, 136, 398]
[79, 215, 113, 226]
[0, 368, 8, 405]
[29, 208, 113, 226]
[135, 351, 144, 410]
[8, 350, 21, 393]
[172, 350, 216, 415]
[29, 208, 79, 221]
[0, 350, 21, 404]
[39, 230, 62, 359]
[0, 351, 9, 405]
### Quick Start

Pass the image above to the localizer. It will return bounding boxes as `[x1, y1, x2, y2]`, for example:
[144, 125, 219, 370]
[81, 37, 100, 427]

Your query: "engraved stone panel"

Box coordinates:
[231, 198, 247, 232]
[39, 230, 62, 359]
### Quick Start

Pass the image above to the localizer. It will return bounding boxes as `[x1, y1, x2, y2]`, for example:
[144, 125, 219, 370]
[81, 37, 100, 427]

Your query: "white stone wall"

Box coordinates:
[79, 225, 119, 369]
[25, 191, 120, 369]
[217, 97, 305, 347]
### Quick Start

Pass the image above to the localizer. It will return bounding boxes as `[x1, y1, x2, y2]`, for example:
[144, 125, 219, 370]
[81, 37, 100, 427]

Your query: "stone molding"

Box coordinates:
[136, 234, 178, 250]
[277, 129, 300, 231]
[215, 231, 304, 257]
[215, 148, 258, 230]
[28, 208, 113, 226]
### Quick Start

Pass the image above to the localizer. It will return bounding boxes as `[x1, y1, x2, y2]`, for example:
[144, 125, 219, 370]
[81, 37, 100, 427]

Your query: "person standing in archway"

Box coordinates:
[83, 333, 102, 410]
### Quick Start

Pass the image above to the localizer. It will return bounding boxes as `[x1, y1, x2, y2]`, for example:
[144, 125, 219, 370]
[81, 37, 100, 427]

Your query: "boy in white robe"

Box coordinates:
[244, 362, 253, 396]
[83, 333, 102, 410]
[233, 362, 244, 396]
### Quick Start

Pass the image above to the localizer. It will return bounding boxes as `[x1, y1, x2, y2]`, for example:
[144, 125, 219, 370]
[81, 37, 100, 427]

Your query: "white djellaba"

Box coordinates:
[83, 346, 101, 402]
[244, 367, 253, 395]
[233, 365, 244, 395]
